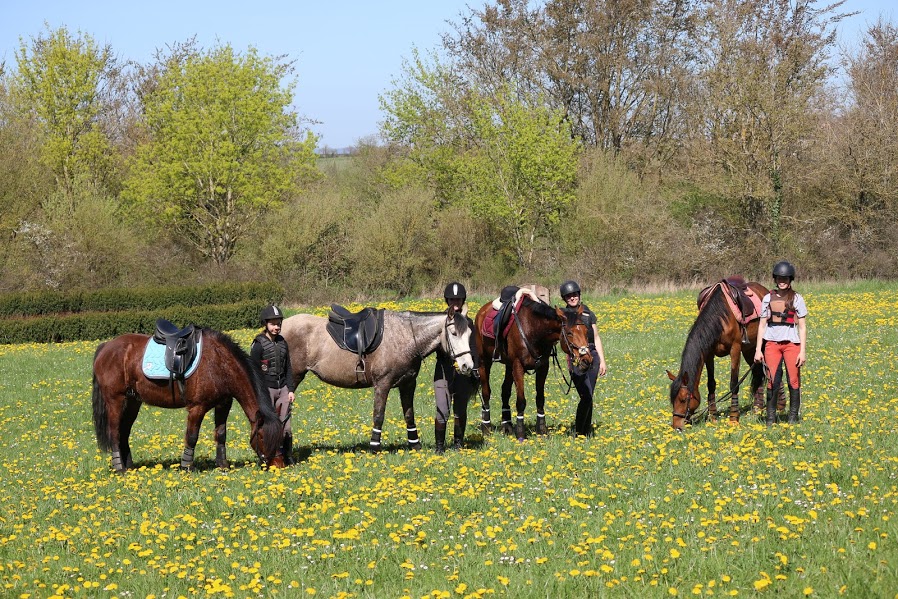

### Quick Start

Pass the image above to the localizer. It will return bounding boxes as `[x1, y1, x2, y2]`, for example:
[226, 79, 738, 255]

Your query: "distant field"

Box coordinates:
[1, 282, 896, 598]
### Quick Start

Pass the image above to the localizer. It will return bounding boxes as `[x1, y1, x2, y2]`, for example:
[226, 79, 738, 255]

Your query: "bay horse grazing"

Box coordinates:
[666, 278, 768, 430]
[474, 294, 592, 440]
[92, 328, 286, 472]
[280, 307, 474, 450]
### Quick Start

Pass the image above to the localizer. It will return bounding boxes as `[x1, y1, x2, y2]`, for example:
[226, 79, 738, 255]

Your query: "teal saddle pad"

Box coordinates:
[141, 336, 203, 380]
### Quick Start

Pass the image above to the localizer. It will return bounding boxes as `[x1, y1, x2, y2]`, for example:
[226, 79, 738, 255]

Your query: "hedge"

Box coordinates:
[0, 282, 283, 318]
[0, 301, 263, 344]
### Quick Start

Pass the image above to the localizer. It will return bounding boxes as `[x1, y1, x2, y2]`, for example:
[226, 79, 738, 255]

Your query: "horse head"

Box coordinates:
[249, 413, 286, 468]
[444, 304, 475, 376]
[556, 305, 593, 375]
[667, 369, 700, 431]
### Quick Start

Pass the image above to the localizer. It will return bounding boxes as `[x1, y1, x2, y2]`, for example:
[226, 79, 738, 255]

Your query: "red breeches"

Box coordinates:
[763, 341, 801, 389]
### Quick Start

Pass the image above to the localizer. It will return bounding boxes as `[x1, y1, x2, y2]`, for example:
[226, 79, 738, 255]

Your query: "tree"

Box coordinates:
[444, 0, 696, 157]
[381, 52, 579, 268]
[688, 0, 847, 251]
[124, 44, 319, 265]
[13, 24, 119, 205]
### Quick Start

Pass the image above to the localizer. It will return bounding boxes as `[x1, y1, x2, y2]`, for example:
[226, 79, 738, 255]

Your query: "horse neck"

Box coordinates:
[521, 304, 560, 347]
[405, 312, 448, 357]
[679, 288, 727, 386]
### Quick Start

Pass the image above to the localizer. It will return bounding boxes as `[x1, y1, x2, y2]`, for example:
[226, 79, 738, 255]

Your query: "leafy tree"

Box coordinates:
[381, 52, 579, 267]
[688, 0, 847, 251]
[12, 24, 118, 204]
[124, 44, 319, 265]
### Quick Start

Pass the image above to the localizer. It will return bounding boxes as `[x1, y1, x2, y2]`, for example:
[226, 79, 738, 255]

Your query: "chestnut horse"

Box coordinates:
[281, 308, 474, 450]
[92, 328, 285, 472]
[474, 297, 592, 440]
[666, 280, 769, 430]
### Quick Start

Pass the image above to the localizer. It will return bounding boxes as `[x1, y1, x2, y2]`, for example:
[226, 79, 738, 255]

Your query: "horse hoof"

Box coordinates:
[517, 437, 526, 443]
[480, 423, 493, 435]
[502, 423, 514, 436]
[408, 442, 422, 451]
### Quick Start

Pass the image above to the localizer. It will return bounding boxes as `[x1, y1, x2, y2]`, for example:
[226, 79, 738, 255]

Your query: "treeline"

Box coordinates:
[1, 1, 897, 304]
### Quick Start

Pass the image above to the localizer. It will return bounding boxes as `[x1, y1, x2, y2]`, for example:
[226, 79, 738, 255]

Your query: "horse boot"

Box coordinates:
[765, 388, 777, 426]
[752, 386, 765, 415]
[515, 416, 526, 441]
[787, 387, 801, 424]
[536, 413, 548, 435]
[434, 422, 446, 455]
[282, 433, 294, 466]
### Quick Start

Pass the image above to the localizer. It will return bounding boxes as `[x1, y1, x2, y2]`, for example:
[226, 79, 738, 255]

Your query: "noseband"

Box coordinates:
[672, 383, 697, 422]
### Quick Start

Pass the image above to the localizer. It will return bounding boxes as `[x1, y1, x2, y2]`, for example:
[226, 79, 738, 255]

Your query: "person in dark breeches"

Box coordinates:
[433, 282, 479, 453]
[250, 305, 296, 464]
[559, 280, 607, 437]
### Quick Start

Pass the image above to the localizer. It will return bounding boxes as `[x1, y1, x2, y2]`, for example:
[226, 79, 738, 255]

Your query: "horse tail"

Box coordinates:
[92, 342, 113, 452]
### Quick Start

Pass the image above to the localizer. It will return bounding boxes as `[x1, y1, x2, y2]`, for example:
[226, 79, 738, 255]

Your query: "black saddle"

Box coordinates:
[326, 305, 385, 373]
[153, 318, 200, 379]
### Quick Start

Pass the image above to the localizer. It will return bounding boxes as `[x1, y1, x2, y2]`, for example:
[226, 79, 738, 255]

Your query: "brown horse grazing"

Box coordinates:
[666, 280, 769, 430]
[92, 328, 285, 472]
[474, 297, 593, 440]
[280, 308, 475, 450]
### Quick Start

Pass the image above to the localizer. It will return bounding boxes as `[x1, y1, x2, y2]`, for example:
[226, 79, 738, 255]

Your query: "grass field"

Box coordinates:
[1, 281, 897, 598]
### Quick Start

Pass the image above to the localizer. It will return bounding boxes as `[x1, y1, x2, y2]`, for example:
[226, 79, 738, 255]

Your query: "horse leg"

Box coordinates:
[369, 383, 390, 451]
[180, 407, 207, 471]
[399, 379, 422, 450]
[118, 397, 142, 470]
[705, 357, 718, 421]
[534, 361, 549, 435]
[512, 361, 528, 441]
[500, 365, 515, 435]
[728, 349, 741, 423]
[479, 361, 493, 435]
[213, 398, 233, 469]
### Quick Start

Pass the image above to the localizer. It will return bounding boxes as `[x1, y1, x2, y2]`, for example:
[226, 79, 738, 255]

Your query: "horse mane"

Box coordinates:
[522, 297, 557, 320]
[451, 311, 469, 335]
[202, 328, 282, 457]
[675, 284, 729, 390]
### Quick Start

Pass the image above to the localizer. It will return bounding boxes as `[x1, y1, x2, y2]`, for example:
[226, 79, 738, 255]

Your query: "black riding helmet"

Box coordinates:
[444, 282, 467, 301]
[772, 261, 796, 281]
[560, 280, 581, 298]
[260, 304, 284, 325]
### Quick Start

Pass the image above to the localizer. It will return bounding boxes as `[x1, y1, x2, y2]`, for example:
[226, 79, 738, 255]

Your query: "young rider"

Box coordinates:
[250, 305, 296, 462]
[433, 282, 479, 453]
[753, 261, 808, 425]
[559, 280, 607, 436]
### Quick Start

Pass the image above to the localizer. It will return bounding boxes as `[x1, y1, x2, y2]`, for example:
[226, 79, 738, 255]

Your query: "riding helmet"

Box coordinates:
[260, 304, 284, 325]
[444, 282, 467, 301]
[772, 261, 796, 280]
[560, 280, 581, 298]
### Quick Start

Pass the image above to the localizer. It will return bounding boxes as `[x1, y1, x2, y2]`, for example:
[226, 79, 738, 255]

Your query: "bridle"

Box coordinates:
[444, 312, 472, 373]
[559, 317, 591, 370]
[671, 380, 698, 422]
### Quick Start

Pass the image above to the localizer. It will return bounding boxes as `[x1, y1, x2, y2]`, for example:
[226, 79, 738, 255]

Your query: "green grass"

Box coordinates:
[0, 283, 896, 598]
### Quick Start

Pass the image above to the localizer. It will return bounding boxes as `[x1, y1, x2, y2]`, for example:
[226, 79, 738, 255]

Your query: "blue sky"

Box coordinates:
[1, 0, 894, 149]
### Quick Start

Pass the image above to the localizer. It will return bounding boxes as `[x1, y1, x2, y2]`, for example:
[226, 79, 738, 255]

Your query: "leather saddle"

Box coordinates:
[326, 304, 385, 374]
[699, 277, 755, 319]
[153, 319, 200, 379]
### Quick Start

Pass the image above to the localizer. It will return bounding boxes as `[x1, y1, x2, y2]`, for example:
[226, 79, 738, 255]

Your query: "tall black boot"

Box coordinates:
[282, 434, 294, 465]
[788, 387, 801, 424]
[434, 423, 446, 455]
[453, 416, 465, 450]
[765, 388, 776, 426]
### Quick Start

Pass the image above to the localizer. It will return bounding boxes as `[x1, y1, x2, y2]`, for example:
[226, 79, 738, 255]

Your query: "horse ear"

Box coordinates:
[461, 303, 469, 317]
[666, 370, 677, 381]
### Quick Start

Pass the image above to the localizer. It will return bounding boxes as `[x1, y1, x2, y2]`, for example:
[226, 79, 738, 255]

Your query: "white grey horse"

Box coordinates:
[280, 307, 474, 450]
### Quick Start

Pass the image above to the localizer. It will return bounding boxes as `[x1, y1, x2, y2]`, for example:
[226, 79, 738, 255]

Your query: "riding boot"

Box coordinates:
[453, 417, 464, 450]
[788, 387, 801, 424]
[434, 423, 446, 455]
[282, 434, 294, 465]
[765, 388, 777, 426]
